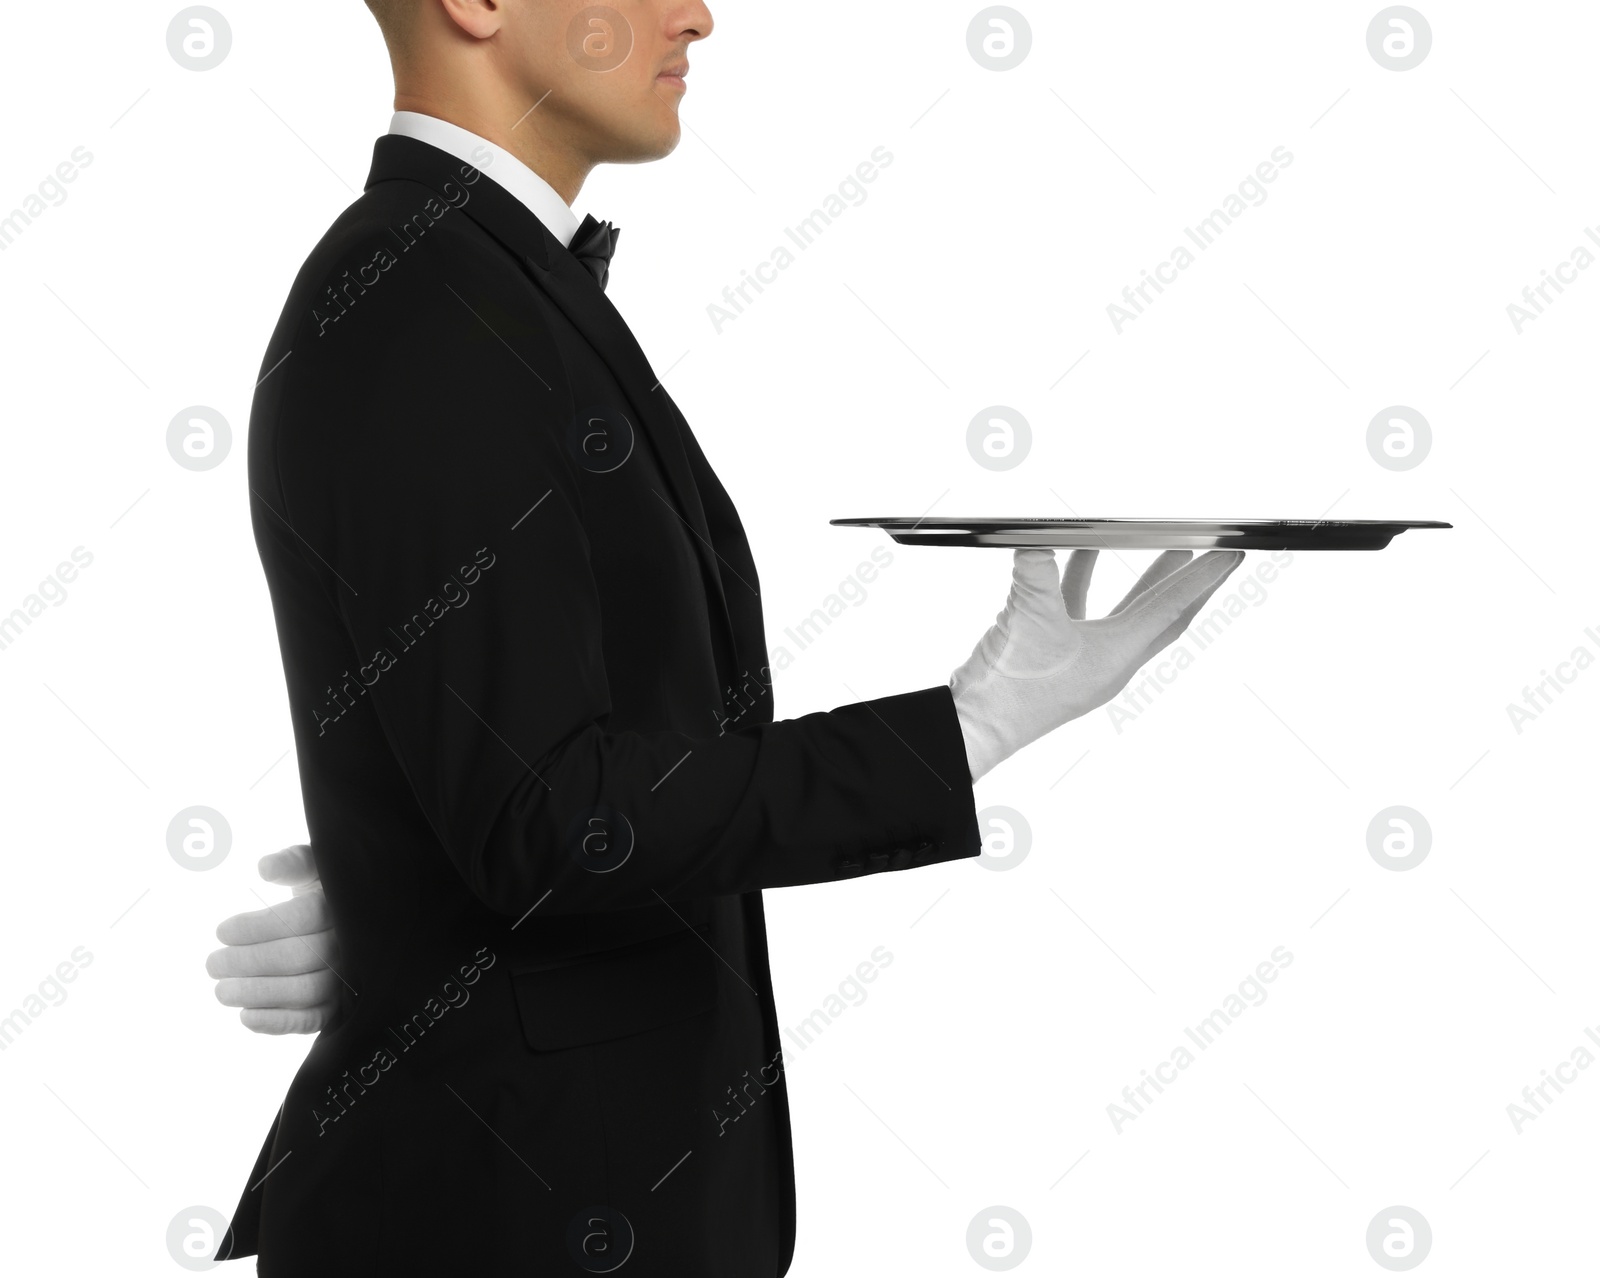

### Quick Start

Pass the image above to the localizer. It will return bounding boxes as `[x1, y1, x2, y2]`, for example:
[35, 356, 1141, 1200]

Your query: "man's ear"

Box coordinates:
[437, 0, 506, 41]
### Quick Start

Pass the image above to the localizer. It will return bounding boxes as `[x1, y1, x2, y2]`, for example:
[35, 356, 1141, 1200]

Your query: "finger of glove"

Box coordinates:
[957, 551, 1061, 685]
[206, 930, 339, 979]
[1110, 550, 1193, 615]
[259, 843, 318, 888]
[1060, 549, 1099, 619]
[215, 967, 340, 1012]
[214, 890, 332, 945]
[240, 1005, 335, 1035]
[1009, 548, 1061, 599]
[1121, 550, 1244, 637]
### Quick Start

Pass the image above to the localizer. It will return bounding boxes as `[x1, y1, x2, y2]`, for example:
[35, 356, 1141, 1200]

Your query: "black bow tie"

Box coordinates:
[568, 214, 621, 291]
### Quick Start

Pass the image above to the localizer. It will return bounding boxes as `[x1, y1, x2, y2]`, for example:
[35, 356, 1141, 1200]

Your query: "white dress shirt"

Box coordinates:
[387, 110, 581, 248]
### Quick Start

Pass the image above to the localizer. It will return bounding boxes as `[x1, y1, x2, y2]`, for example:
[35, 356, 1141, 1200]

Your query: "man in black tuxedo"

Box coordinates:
[211, 1, 1242, 1271]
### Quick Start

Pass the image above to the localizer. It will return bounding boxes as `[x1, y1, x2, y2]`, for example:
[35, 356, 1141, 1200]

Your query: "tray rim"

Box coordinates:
[829, 516, 1452, 550]
[830, 516, 1453, 529]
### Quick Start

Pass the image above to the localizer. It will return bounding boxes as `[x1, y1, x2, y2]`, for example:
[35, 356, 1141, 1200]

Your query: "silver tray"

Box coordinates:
[830, 517, 1451, 550]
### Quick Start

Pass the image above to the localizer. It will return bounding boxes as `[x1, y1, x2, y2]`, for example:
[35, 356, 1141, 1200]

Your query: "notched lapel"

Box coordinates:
[529, 232, 743, 690]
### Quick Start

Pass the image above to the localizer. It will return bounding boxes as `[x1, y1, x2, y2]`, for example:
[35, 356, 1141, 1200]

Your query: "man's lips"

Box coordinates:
[657, 62, 689, 89]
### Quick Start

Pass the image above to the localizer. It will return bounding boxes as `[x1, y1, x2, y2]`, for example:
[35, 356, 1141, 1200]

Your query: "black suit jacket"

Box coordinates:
[221, 134, 980, 1275]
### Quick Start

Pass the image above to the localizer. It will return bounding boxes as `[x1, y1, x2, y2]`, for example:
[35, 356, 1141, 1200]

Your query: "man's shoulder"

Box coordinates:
[278, 178, 538, 347]
[249, 179, 577, 489]
[254, 177, 574, 419]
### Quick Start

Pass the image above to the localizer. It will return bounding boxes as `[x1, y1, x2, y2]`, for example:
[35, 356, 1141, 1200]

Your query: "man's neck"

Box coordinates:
[391, 91, 590, 205]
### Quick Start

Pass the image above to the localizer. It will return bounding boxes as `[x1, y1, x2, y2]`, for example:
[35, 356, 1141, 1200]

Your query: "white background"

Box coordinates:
[1, 1, 1595, 1272]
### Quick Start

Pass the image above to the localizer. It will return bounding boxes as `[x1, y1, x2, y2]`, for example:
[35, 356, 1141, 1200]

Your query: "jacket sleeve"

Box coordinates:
[259, 237, 980, 917]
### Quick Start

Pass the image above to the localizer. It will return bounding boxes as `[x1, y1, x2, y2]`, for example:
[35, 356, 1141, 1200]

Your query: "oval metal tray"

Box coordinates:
[830, 517, 1451, 551]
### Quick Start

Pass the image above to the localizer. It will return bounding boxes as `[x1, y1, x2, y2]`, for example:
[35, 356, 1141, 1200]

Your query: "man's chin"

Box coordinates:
[602, 121, 682, 166]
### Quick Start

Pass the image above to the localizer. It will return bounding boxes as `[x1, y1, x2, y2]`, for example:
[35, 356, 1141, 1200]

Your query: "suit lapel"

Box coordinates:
[365, 136, 742, 686]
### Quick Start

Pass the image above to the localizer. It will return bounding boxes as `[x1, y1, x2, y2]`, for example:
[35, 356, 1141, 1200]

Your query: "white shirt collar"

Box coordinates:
[387, 110, 582, 249]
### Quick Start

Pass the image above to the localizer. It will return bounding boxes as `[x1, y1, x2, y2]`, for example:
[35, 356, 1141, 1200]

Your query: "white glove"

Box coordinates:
[950, 548, 1245, 781]
[207, 843, 342, 1035]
